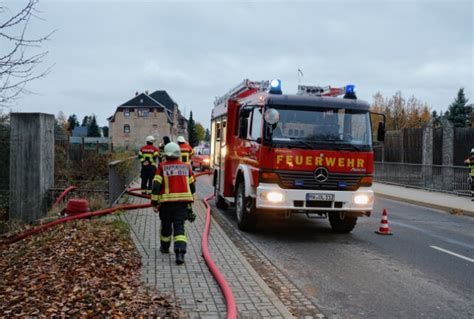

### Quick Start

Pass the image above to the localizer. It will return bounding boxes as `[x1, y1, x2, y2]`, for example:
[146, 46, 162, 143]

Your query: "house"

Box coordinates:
[108, 90, 188, 150]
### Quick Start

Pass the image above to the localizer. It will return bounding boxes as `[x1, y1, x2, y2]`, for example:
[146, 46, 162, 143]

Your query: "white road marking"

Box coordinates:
[430, 245, 474, 263]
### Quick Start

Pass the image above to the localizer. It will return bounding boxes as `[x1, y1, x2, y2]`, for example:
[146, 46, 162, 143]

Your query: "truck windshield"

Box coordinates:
[269, 105, 372, 150]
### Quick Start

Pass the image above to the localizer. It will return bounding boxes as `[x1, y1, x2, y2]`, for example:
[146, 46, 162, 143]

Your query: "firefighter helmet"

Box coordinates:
[145, 135, 155, 143]
[471, 148, 474, 154]
[164, 142, 181, 158]
[177, 136, 186, 143]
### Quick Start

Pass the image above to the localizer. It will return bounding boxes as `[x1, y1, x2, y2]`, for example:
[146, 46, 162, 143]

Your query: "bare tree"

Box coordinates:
[0, 0, 53, 106]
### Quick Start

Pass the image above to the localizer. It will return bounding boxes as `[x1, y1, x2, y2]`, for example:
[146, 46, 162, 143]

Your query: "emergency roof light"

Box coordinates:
[343, 84, 357, 99]
[269, 79, 282, 95]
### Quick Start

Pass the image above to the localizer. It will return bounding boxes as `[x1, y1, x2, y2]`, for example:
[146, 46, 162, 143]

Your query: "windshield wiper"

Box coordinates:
[334, 143, 361, 151]
[289, 138, 314, 149]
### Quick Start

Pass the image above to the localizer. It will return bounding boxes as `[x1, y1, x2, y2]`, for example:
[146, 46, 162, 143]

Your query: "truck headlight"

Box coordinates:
[353, 193, 372, 205]
[266, 191, 284, 202]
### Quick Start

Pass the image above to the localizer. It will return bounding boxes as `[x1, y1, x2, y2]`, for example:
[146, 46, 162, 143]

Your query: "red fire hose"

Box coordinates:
[2, 169, 238, 318]
[1, 203, 152, 245]
[202, 194, 237, 319]
[52, 186, 77, 208]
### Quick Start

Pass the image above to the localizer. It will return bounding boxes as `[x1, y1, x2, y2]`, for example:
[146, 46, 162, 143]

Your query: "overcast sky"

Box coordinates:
[3, 0, 473, 127]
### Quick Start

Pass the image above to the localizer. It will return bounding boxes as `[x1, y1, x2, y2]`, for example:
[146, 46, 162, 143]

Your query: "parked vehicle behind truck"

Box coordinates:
[210, 79, 385, 232]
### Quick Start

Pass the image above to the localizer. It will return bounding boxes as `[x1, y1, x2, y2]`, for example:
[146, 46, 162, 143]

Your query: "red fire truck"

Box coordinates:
[210, 79, 385, 232]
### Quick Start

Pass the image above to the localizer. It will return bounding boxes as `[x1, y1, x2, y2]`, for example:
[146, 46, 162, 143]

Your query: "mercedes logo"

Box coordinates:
[314, 167, 329, 183]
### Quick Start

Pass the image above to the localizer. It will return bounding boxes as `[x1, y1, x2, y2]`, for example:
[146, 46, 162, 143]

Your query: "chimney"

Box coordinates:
[135, 91, 139, 96]
[145, 90, 149, 95]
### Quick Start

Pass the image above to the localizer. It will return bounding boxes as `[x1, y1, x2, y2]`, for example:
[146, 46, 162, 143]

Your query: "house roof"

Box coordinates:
[109, 91, 181, 124]
[120, 92, 166, 108]
[149, 91, 176, 111]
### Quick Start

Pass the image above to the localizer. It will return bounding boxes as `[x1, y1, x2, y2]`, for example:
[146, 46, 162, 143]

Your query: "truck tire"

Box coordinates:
[329, 213, 357, 233]
[216, 195, 228, 210]
[235, 182, 257, 232]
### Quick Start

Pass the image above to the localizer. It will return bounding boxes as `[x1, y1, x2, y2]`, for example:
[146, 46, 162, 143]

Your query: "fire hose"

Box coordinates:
[1, 170, 237, 319]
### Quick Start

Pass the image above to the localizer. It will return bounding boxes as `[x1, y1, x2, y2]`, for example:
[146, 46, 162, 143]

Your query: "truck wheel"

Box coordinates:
[235, 182, 257, 232]
[216, 195, 228, 210]
[329, 213, 357, 233]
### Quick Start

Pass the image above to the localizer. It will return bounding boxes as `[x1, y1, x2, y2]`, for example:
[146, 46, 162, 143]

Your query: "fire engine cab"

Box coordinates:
[210, 79, 385, 232]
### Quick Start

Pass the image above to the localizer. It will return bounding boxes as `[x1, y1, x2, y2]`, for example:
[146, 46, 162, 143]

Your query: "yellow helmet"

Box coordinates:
[164, 142, 181, 158]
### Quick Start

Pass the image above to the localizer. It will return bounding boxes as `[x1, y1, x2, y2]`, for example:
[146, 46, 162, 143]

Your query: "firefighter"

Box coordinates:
[177, 136, 194, 164]
[159, 136, 171, 163]
[138, 136, 160, 195]
[465, 148, 474, 201]
[151, 142, 196, 265]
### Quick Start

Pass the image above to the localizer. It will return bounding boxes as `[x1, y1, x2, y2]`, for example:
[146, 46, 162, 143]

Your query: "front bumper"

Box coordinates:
[256, 183, 374, 211]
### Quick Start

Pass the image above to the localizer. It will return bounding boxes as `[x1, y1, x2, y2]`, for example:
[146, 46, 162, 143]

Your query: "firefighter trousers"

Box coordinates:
[141, 165, 155, 194]
[159, 202, 188, 253]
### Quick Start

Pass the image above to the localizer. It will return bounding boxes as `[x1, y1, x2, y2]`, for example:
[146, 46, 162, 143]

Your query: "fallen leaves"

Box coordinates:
[0, 219, 181, 318]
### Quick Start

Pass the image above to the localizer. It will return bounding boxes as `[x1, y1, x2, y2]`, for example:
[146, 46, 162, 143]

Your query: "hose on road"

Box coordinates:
[202, 193, 237, 319]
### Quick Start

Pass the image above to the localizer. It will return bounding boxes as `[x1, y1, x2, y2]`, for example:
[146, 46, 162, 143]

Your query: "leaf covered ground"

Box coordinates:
[0, 219, 181, 318]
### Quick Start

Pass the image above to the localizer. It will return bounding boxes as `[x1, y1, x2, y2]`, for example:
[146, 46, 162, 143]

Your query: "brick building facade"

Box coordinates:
[108, 91, 187, 150]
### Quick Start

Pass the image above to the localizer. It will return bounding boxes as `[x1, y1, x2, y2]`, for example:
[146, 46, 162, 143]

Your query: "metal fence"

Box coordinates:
[108, 156, 141, 205]
[374, 162, 470, 196]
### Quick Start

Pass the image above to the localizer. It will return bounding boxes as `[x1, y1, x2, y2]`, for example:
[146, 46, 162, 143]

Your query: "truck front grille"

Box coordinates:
[277, 170, 366, 190]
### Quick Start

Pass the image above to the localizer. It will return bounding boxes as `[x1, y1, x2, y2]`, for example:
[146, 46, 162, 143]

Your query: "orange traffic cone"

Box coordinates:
[375, 208, 393, 235]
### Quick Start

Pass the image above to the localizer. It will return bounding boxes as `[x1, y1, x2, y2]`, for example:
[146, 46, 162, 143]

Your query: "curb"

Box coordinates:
[374, 192, 474, 218]
[198, 200, 295, 318]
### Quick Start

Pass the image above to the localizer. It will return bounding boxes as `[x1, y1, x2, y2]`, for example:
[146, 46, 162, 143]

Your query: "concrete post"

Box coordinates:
[422, 119, 434, 188]
[9, 113, 54, 222]
[441, 118, 454, 191]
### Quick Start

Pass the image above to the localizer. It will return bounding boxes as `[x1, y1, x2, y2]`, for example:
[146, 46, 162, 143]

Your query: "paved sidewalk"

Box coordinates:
[373, 182, 474, 216]
[118, 184, 293, 318]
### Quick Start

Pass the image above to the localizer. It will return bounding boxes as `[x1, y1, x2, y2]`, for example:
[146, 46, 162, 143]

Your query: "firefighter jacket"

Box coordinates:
[465, 156, 474, 177]
[178, 142, 194, 164]
[139, 144, 160, 167]
[151, 159, 196, 204]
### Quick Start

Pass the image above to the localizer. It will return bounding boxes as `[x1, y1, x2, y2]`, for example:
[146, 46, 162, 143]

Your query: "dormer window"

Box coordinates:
[140, 99, 144, 104]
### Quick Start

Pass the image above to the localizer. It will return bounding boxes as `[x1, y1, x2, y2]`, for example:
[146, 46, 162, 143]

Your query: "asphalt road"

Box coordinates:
[196, 176, 474, 318]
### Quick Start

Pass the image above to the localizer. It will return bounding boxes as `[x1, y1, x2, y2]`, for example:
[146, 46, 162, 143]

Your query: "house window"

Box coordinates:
[124, 124, 130, 133]
[137, 108, 149, 118]
[123, 108, 130, 118]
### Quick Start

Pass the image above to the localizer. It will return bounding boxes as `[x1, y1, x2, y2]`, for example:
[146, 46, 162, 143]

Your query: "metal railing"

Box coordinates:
[374, 162, 470, 196]
[108, 156, 140, 205]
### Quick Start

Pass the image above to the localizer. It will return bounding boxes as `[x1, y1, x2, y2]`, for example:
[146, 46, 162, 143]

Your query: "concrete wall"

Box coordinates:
[9, 113, 54, 222]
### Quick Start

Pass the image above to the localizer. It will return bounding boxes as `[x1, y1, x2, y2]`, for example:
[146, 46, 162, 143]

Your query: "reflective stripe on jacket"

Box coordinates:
[139, 145, 160, 166]
[151, 159, 195, 203]
[465, 157, 474, 177]
[179, 143, 194, 163]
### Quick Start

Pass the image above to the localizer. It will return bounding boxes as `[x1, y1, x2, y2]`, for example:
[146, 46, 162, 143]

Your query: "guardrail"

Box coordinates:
[108, 156, 141, 205]
[374, 162, 470, 196]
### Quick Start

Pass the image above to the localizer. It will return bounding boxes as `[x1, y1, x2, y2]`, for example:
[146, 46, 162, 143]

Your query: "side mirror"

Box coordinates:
[264, 108, 280, 125]
[377, 122, 385, 142]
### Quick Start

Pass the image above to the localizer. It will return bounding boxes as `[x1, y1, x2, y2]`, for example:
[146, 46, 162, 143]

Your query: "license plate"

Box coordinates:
[306, 193, 335, 201]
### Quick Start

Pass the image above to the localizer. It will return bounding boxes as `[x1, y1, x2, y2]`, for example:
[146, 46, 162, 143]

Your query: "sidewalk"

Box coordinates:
[118, 183, 293, 318]
[373, 182, 474, 216]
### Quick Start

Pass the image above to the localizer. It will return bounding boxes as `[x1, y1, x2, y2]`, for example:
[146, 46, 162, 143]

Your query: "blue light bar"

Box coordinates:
[345, 85, 355, 94]
[269, 79, 282, 95]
